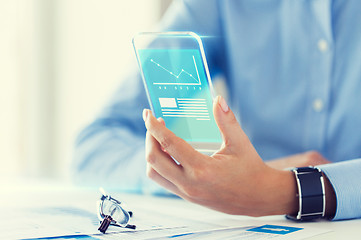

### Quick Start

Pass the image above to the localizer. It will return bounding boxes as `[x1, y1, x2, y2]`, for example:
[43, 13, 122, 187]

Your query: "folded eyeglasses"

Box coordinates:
[97, 188, 136, 233]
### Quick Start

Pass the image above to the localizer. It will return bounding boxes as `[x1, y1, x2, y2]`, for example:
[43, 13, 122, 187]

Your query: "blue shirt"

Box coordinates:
[73, 0, 361, 220]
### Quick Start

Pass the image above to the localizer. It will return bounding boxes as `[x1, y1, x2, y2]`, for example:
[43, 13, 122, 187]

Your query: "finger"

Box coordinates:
[267, 151, 331, 170]
[146, 164, 201, 204]
[213, 96, 248, 150]
[302, 151, 331, 166]
[143, 109, 202, 167]
[157, 118, 167, 152]
[145, 129, 184, 185]
[146, 163, 184, 196]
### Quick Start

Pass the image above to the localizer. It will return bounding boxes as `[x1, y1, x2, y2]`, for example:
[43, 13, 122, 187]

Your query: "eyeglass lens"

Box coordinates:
[100, 199, 130, 225]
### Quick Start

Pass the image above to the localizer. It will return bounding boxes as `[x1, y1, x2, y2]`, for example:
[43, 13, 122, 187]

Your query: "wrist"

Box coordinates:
[260, 167, 298, 216]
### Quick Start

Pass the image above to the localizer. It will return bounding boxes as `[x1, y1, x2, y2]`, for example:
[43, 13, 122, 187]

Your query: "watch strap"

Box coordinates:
[287, 166, 325, 221]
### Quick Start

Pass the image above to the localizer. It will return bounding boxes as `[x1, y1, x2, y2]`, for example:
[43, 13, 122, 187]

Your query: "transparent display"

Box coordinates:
[138, 48, 221, 143]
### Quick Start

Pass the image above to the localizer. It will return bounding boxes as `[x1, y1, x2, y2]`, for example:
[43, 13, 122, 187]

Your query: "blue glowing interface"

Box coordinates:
[138, 49, 221, 143]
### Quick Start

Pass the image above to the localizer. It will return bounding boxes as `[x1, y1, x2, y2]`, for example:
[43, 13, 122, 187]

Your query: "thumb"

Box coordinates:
[213, 96, 247, 150]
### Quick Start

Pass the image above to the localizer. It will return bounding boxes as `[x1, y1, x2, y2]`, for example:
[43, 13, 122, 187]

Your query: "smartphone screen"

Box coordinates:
[133, 32, 222, 151]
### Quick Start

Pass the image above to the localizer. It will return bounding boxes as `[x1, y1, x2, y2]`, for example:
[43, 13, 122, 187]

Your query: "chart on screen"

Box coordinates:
[150, 55, 201, 86]
[137, 48, 222, 143]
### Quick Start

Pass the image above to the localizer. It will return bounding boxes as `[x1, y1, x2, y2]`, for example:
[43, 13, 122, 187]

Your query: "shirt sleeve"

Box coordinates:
[318, 159, 361, 220]
[71, 0, 223, 194]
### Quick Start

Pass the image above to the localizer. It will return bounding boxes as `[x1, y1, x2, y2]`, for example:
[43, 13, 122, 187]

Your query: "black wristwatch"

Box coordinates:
[286, 166, 325, 221]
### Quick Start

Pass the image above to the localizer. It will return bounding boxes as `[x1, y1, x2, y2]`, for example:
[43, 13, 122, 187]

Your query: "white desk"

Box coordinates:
[1, 179, 359, 239]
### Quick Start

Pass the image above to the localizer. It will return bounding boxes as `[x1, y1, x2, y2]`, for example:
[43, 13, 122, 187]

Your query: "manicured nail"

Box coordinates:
[157, 117, 165, 125]
[218, 96, 229, 113]
[142, 109, 149, 122]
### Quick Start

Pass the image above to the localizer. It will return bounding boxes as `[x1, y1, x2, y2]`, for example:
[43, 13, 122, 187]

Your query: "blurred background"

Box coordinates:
[0, 0, 171, 182]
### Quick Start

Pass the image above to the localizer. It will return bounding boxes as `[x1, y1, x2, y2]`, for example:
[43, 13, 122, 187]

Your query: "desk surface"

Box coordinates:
[1, 179, 360, 239]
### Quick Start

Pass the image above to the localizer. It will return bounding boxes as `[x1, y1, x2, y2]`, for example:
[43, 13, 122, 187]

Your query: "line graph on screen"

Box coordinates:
[150, 55, 201, 86]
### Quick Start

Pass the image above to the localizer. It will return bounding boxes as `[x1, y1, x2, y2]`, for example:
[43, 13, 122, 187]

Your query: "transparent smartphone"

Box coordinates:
[133, 32, 222, 154]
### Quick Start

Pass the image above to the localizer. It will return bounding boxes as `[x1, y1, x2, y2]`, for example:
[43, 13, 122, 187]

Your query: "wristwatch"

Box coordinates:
[286, 166, 326, 221]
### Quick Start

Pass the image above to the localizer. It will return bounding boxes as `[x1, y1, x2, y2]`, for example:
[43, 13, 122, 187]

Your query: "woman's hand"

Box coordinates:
[143, 96, 298, 217]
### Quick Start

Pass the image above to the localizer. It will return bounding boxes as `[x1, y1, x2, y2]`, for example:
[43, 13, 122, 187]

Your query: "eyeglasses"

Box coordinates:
[97, 188, 136, 233]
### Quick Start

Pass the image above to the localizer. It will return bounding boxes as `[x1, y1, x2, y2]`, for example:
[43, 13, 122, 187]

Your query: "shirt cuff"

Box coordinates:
[318, 159, 361, 220]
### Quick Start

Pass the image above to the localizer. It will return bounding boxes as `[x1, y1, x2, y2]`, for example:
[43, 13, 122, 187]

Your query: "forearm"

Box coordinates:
[72, 125, 167, 194]
[73, 126, 142, 183]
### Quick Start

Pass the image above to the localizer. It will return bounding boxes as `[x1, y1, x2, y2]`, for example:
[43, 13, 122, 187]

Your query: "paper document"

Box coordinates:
[0, 185, 331, 240]
[145, 224, 330, 240]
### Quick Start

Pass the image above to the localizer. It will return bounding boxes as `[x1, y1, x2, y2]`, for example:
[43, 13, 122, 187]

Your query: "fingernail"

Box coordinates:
[157, 117, 165, 125]
[218, 96, 229, 113]
[142, 109, 149, 122]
